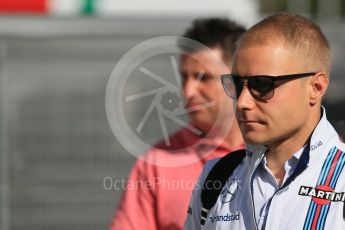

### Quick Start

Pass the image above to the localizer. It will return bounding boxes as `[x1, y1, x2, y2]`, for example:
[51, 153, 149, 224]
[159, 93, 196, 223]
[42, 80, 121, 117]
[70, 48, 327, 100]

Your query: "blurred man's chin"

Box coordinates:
[189, 115, 213, 132]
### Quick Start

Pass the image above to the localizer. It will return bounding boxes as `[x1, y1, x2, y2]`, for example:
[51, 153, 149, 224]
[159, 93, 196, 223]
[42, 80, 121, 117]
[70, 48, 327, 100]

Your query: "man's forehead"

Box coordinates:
[179, 48, 230, 72]
[232, 44, 302, 76]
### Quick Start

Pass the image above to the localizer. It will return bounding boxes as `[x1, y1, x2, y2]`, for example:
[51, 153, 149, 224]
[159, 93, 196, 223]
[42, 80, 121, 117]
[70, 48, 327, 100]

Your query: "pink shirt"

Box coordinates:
[109, 128, 243, 230]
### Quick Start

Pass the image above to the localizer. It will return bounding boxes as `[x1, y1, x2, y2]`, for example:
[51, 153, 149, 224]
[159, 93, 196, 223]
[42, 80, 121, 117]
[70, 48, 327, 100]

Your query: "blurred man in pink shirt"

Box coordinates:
[109, 18, 246, 230]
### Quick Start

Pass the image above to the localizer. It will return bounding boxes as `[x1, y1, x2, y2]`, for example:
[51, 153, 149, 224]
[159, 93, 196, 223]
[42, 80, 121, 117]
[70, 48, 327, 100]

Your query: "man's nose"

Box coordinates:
[236, 84, 255, 110]
[183, 78, 200, 99]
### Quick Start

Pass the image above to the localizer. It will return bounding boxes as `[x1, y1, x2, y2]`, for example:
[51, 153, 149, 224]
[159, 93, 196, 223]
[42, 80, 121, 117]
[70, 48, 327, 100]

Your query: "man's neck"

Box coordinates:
[266, 136, 306, 186]
[265, 110, 321, 186]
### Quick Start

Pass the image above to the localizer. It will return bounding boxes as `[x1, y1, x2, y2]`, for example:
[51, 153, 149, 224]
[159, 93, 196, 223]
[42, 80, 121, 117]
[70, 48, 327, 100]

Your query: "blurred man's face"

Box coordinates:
[180, 47, 234, 133]
[233, 43, 314, 147]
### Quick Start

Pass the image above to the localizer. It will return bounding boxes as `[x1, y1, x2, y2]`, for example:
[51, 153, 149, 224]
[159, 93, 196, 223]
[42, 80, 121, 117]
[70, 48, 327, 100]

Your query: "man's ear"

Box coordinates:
[309, 72, 329, 106]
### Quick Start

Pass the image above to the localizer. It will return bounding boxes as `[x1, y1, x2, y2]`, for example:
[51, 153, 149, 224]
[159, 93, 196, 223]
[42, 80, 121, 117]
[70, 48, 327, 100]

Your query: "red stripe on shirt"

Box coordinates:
[311, 205, 322, 230]
[325, 150, 342, 185]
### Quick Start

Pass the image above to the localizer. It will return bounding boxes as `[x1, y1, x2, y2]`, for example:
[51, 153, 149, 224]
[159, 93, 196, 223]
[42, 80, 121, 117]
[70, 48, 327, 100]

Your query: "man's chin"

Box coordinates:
[242, 133, 268, 146]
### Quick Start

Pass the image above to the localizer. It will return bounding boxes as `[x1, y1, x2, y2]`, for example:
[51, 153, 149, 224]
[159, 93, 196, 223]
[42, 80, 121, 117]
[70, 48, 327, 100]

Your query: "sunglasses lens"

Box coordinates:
[233, 77, 244, 99]
[249, 77, 274, 99]
[222, 75, 275, 100]
[221, 76, 237, 99]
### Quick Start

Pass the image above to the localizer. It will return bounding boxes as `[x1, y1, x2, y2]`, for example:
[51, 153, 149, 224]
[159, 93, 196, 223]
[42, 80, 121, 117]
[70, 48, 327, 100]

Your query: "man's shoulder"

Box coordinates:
[337, 139, 345, 151]
[327, 137, 345, 153]
[135, 128, 202, 167]
[203, 158, 221, 174]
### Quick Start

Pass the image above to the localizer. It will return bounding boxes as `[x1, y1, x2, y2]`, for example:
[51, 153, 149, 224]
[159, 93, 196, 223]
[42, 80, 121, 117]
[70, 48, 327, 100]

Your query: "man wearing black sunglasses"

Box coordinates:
[185, 12, 345, 230]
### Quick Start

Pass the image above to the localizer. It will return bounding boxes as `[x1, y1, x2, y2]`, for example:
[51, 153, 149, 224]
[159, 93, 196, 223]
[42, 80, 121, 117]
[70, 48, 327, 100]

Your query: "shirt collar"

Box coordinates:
[307, 106, 338, 165]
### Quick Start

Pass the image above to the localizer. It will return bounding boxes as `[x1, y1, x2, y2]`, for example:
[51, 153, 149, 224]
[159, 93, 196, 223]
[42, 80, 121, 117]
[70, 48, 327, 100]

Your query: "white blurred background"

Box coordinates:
[0, 0, 344, 229]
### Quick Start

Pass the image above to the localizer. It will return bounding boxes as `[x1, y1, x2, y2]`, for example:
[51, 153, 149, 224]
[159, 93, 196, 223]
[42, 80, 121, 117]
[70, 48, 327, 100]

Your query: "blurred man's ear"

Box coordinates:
[309, 72, 329, 106]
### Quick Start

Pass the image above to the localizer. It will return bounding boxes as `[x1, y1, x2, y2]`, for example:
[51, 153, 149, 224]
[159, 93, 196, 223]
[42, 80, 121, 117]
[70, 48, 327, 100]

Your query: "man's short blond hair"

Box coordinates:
[237, 12, 331, 75]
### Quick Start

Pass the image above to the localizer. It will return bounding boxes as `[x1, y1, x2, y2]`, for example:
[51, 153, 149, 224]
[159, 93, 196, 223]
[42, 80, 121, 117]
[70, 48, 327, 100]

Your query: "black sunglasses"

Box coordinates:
[221, 72, 316, 100]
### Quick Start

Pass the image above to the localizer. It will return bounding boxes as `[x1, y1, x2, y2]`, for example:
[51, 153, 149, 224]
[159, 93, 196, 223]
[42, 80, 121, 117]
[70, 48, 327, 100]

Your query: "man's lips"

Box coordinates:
[185, 102, 215, 111]
[239, 120, 265, 125]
